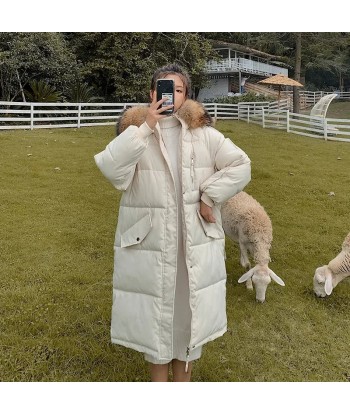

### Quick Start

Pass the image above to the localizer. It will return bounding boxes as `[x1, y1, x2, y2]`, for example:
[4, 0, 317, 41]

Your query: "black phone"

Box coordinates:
[156, 79, 174, 115]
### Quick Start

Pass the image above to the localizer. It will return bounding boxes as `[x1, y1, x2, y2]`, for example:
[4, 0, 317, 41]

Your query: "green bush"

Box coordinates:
[24, 80, 63, 103]
[204, 92, 275, 104]
[65, 81, 102, 103]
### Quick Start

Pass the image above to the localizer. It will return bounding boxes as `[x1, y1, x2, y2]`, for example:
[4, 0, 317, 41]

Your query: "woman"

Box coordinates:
[94, 63, 251, 381]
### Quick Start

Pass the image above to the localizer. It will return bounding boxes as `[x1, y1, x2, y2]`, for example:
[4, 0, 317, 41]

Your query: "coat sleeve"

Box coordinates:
[199, 130, 251, 207]
[94, 122, 153, 191]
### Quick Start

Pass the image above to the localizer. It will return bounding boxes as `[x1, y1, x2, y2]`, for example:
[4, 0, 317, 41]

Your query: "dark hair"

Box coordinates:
[150, 63, 191, 97]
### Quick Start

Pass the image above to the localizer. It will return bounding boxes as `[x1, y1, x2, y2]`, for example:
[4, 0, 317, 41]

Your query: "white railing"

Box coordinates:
[0, 100, 286, 129]
[1, 99, 349, 143]
[0, 101, 147, 130]
[206, 58, 288, 77]
[204, 100, 349, 142]
[239, 58, 288, 76]
[203, 99, 290, 120]
[284, 90, 350, 107]
[204, 102, 350, 142]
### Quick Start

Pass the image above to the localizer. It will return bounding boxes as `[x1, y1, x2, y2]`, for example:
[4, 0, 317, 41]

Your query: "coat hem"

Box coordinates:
[111, 325, 227, 361]
[111, 337, 158, 357]
[191, 326, 227, 350]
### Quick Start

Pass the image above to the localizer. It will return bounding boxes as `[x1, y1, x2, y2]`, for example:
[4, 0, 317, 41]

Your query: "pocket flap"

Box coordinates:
[121, 213, 152, 248]
[196, 210, 223, 239]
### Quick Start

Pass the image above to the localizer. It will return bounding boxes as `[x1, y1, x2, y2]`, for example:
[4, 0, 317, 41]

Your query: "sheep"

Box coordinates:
[313, 231, 350, 297]
[221, 191, 285, 302]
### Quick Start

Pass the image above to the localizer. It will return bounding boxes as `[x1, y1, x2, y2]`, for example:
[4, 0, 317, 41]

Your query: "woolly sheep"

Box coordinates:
[313, 232, 350, 297]
[221, 191, 285, 302]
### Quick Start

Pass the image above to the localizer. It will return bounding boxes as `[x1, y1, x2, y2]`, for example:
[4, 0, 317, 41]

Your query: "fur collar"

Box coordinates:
[117, 99, 213, 135]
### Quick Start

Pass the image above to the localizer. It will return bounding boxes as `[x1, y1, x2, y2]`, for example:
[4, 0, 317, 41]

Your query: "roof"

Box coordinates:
[209, 40, 281, 61]
[258, 74, 303, 87]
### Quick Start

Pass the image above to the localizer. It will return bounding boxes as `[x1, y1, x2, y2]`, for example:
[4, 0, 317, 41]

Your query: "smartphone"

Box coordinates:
[156, 79, 174, 115]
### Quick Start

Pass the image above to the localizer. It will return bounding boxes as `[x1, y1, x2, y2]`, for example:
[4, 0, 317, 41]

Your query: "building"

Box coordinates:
[197, 41, 289, 102]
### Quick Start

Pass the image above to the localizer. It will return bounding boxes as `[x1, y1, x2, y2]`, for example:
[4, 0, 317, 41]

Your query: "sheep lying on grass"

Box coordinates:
[313, 232, 350, 297]
[222, 191, 285, 302]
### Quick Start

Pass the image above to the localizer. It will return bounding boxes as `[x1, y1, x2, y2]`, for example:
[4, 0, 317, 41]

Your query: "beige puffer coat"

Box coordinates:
[94, 100, 251, 361]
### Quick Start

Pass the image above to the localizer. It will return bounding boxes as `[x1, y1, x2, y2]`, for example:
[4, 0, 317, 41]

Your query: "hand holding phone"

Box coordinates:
[145, 82, 174, 129]
[156, 79, 174, 115]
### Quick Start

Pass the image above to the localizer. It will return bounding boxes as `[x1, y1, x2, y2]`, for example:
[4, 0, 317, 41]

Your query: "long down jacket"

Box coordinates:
[94, 100, 251, 361]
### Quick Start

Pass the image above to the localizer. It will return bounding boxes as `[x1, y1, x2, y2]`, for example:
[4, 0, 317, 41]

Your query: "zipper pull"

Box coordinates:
[185, 347, 190, 373]
[190, 154, 195, 190]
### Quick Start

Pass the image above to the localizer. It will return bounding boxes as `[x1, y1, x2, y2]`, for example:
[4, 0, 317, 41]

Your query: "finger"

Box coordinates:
[150, 92, 159, 106]
[203, 214, 216, 223]
[149, 95, 164, 109]
[156, 105, 174, 114]
[151, 99, 171, 113]
[152, 94, 168, 105]
[154, 97, 170, 107]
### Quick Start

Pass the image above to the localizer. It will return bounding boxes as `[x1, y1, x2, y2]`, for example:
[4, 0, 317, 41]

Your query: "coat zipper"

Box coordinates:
[190, 153, 195, 190]
[190, 138, 195, 190]
[178, 124, 194, 373]
[156, 124, 179, 360]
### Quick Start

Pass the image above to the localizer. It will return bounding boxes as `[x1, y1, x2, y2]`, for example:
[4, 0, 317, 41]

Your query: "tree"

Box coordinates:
[303, 33, 350, 92]
[293, 33, 302, 113]
[66, 32, 217, 101]
[152, 33, 218, 99]
[0, 33, 78, 101]
[3, 32, 349, 103]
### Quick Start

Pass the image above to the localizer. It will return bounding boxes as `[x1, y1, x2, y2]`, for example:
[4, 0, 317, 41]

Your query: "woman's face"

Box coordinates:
[151, 73, 187, 112]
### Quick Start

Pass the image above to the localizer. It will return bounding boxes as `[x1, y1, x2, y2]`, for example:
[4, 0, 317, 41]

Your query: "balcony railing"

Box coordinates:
[206, 58, 288, 77]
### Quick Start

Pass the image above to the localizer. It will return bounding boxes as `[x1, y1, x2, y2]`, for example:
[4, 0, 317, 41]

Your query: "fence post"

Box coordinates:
[324, 119, 328, 141]
[238, 103, 241, 120]
[214, 103, 217, 120]
[262, 108, 265, 128]
[77, 104, 81, 128]
[247, 106, 250, 123]
[286, 110, 290, 132]
[30, 103, 34, 130]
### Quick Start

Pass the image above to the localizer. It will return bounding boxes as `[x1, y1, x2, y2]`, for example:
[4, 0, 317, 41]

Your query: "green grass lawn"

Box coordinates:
[1, 121, 350, 382]
[326, 100, 350, 118]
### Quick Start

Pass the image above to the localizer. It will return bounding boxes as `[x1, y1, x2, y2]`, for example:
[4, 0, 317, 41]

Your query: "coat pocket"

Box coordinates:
[120, 213, 152, 248]
[196, 210, 224, 239]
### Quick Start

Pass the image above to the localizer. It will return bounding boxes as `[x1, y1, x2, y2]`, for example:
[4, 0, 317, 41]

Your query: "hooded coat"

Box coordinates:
[94, 100, 251, 361]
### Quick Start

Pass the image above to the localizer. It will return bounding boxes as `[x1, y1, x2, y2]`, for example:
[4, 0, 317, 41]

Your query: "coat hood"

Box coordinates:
[117, 99, 213, 134]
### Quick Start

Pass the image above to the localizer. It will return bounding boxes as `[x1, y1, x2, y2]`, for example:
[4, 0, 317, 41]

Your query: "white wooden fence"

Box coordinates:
[203, 99, 350, 142]
[283, 90, 350, 107]
[203, 99, 289, 120]
[1, 98, 349, 142]
[0, 101, 147, 130]
[252, 105, 347, 142]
